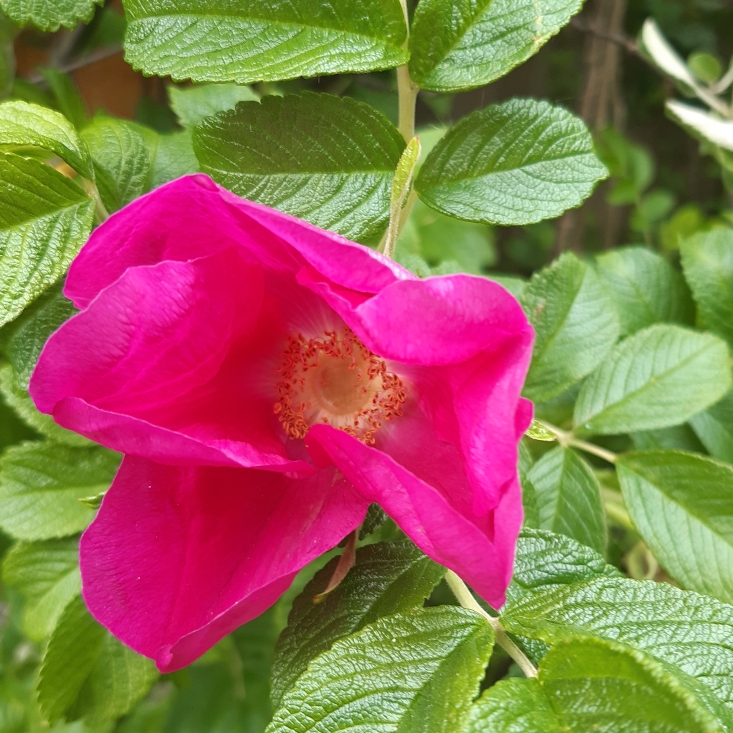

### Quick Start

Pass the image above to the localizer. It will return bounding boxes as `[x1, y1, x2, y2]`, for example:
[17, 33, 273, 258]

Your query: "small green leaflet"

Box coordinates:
[2, 537, 80, 641]
[415, 99, 607, 226]
[574, 325, 732, 435]
[271, 540, 445, 708]
[0, 0, 102, 31]
[0, 101, 93, 178]
[521, 252, 620, 403]
[122, 0, 408, 84]
[0, 441, 120, 540]
[266, 608, 493, 733]
[525, 419, 558, 442]
[409, 0, 583, 93]
[169, 82, 259, 128]
[38, 596, 158, 725]
[681, 228, 733, 347]
[617, 450, 733, 604]
[467, 640, 731, 733]
[595, 245, 695, 336]
[194, 93, 405, 243]
[527, 447, 606, 554]
[0, 152, 94, 328]
[502, 574, 733, 712]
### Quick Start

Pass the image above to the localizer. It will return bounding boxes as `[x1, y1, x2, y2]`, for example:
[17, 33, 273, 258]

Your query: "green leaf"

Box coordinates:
[0, 101, 93, 178]
[38, 595, 157, 725]
[194, 93, 405, 243]
[122, 0, 408, 84]
[415, 99, 607, 226]
[41, 68, 88, 129]
[596, 245, 694, 336]
[81, 117, 153, 212]
[540, 636, 730, 731]
[574, 325, 732, 435]
[0, 441, 120, 540]
[409, 0, 583, 93]
[527, 447, 606, 554]
[0, 364, 91, 446]
[0, 0, 102, 31]
[266, 607, 492, 733]
[2, 537, 80, 640]
[0, 12, 17, 99]
[502, 575, 733, 711]
[508, 528, 621, 608]
[271, 540, 445, 708]
[169, 82, 258, 128]
[680, 228, 733, 347]
[149, 130, 198, 188]
[525, 419, 558, 442]
[0, 152, 94, 328]
[690, 389, 733, 464]
[7, 286, 77, 389]
[617, 450, 733, 603]
[521, 252, 620, 402]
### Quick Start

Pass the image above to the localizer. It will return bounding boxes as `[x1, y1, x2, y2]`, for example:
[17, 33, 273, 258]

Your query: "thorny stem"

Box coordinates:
[445, 571, 538, 678]
[534, 419, 618, 465]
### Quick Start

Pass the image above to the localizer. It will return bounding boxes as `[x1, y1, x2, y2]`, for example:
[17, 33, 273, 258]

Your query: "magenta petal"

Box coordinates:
[80, 456, 369, 672]
[307, 424, 523, 609]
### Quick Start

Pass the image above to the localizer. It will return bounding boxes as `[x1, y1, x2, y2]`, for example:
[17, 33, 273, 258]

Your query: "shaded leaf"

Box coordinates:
[169, 82, 258, 128]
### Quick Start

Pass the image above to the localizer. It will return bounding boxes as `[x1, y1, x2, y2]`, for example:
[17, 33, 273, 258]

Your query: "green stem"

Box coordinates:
[444, 571, 538, 678]
[534, 419, 618, 465]
[83, 178, 109, 224]
[397, 65, 419, 142]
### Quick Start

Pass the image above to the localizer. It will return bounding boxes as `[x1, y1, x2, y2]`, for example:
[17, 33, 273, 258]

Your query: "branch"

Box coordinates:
[570, 17, 638, 55]
[25, 44, 123, 84]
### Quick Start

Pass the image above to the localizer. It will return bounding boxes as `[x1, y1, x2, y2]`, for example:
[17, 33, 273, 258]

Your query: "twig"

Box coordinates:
[570, 17, 638, 54]
[26, 44, 123, 84]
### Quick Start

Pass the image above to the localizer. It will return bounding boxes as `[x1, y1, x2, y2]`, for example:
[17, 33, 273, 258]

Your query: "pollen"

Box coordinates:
[274, 327, 407, 445]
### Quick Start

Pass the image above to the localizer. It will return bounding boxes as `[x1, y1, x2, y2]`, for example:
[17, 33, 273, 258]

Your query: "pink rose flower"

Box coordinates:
[30, 175, 534, 672]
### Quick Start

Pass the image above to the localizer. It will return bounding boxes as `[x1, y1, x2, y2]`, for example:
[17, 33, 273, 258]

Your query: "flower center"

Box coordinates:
[274, 327, 406, 445]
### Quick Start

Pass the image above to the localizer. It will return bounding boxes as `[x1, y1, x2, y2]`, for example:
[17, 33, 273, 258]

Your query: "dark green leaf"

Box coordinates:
[123, 0, 408, 84]
[0, 0, 102, 31]
[266, 607, 493, 733]
[271, 540, 444, 708]
[40, 68, 87, 129]
[574, 325, 732, 435]
[0, 100, 93, 177]
[2, 537, 80, 640]
[169, 82, 258, 128]
[194, 93, 405, 242]
[415, 99, 607, 226]
[149, 130, 198, 188]
[631, 424, 706, 453]
[596, 246, 694, 336]
[691, 389, 733, 464]
[502, 575, 733, 711]
[0, 11, 17, 99]
[617, 450, 733, 603]
[680, 228, 733, 347]
[409, 0, 583, 93]
[0, 152, 94, 327]
[521, 252, 620, 402]
[527, 447, 606, 554]
[0, 441, 120, 540]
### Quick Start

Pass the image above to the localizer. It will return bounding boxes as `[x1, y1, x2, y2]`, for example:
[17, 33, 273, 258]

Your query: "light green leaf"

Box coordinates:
[0, 441, 120, 540]
[271, 540, 445, 708]
[596, 245, 694, 336]
[527, 447, 606, 554]
[2, 538, 80, 640]
[194, 93, 405, 242]
[574, 325, 732, 435]
[0, 152, 94, 328]
[502, 574, 733, 711]
[680, 228, 733, 347]
[525, 419, 558, 442]
[0, 364, 91, 446]
[38, 595, 157, 725]
[266, 607, 493, 733]
[617, 450, 733, 603]
[81, 117, 153, 212]
[169, 82, 258, 128]
[469, 637, 732, 732]
[522, 252, 620, 402]
[0, 0, 103, 31]
[691, 389, 733, 464]
[409, 0, 583, 93]
[0, 100, 93, 178]
[149, 129, 198, 188]
[415, 99, 607, 226]
[122, 0, 408, 84]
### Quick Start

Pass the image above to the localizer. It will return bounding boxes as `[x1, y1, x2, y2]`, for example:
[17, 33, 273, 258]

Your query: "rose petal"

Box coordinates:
[80, 455, 368, 671]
